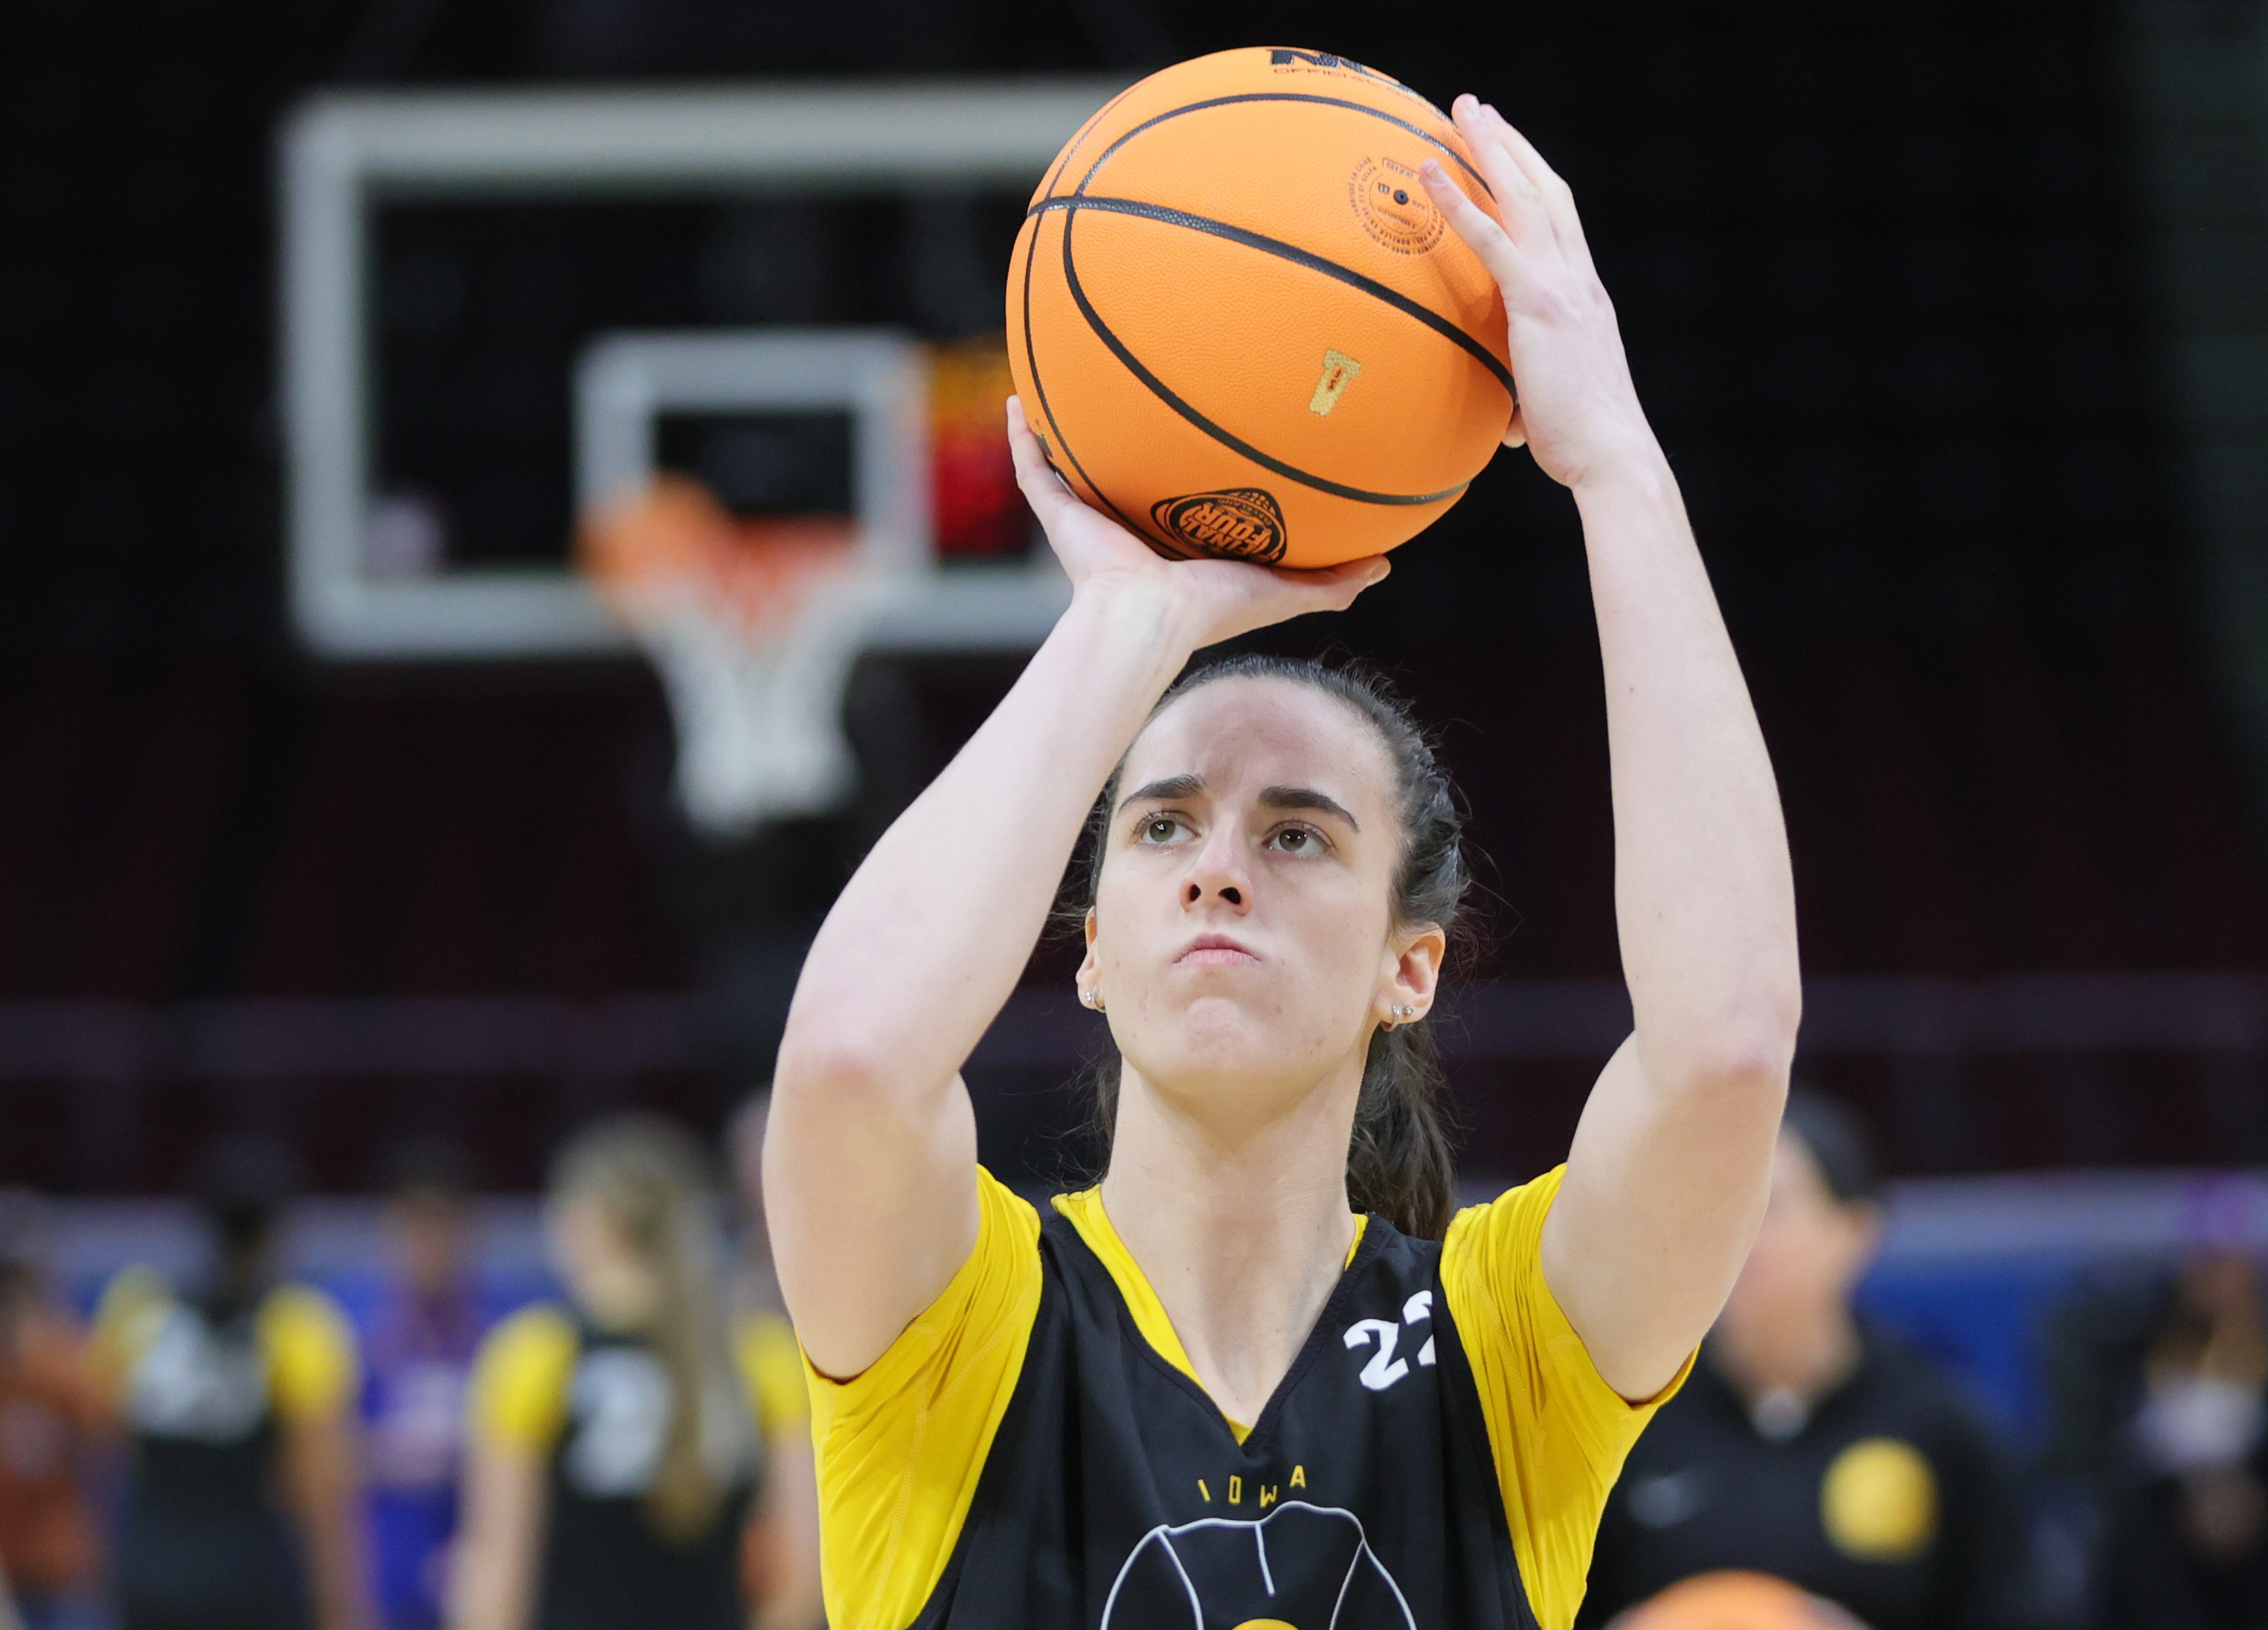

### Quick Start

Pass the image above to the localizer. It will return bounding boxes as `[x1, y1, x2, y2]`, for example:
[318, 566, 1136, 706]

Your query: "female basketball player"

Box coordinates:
[765, 98, 1802, 1630]
[451, 1117, 819, 1630]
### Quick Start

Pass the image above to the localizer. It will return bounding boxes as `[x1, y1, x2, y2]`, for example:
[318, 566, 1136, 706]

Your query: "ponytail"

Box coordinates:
[1081, 655, 1469, 1241]
[550, 1116, 741, 1544]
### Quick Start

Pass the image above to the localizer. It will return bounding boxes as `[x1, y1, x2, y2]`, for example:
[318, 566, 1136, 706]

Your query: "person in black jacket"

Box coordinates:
[2098, 1240, 2268, 1630]
[1581, 1093, 2028, 1630]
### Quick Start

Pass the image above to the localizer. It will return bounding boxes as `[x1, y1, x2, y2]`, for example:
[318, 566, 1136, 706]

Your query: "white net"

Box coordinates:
[581, 478, 887, 840]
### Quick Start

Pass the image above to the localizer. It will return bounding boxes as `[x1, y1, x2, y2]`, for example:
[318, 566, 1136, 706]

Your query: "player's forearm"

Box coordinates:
[1538, 452, 1799, 1398]
[286, 1419, 373, 1630]
[777, 578, 1193, 1104]
[448, 1447, 543, 1630]
[1576, 449, 1801, 1094]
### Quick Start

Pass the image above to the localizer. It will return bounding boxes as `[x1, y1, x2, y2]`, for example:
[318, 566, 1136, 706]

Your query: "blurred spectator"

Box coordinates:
[1582, 1093, 2027, 1630]
[450, 1114, 815, 1630]
[94, 1136, 370, 1630]
[364, 1143, 491, 1630]
[724, 1092, 820, 1627]
[2098, 1238, 2268, 1629]
[0, 1191, 109, 1630]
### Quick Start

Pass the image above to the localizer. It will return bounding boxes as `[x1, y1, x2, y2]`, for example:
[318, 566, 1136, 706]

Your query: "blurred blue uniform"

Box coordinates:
[362, 1278, 488, 1630]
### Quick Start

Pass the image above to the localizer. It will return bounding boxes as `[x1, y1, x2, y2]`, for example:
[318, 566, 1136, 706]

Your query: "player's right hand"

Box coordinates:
[1007, 396, 1388, 652]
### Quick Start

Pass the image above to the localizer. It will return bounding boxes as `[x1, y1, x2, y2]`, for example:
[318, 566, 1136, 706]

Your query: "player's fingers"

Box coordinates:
[1479, 105, 1591, 266]
[1282, 555, 1389, 588]
[1448, 94, 1552, 255]
[1271, 554, 1391, 614]
[1502, 405, 1527, 449]
[1005, 397, 1079, 515]
[1419, 161, 1535, 301]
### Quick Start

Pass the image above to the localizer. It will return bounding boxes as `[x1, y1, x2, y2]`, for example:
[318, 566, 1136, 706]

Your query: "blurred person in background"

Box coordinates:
[95, 1136, 370, 1630]
[363, 1142, 492, 1630]
[722, 1092, 820, 1626]
[2099, 1235, 2268, 1629]
[0, 1191, 109, 1630]
[450, 1114, 817, 1630]
[1582, 1092, 2026, 1630]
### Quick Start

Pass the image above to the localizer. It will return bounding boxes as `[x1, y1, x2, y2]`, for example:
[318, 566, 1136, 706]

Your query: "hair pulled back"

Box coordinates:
[550, 1114, 743, 1544]
[1083, 654, 1471, 1239]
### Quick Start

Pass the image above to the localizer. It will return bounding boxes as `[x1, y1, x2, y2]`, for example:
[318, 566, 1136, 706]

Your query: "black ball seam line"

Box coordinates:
[1060, 200, 1474, 509]
[1014, 208, 1183, 551]
[1062, 91, 1495, 204]
[1037, 81, 1144, 206]
[1027, 193, 1514, 397]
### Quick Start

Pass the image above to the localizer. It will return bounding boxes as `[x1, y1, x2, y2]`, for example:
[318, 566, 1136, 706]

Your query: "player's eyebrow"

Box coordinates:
[1119, 773, 1207, 813]
[1258, 785, 1360, 831]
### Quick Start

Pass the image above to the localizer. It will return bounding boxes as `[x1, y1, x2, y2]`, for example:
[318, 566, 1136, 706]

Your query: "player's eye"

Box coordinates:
[1137, 815, 1186, 844]
[1268, 824, 1325, 854]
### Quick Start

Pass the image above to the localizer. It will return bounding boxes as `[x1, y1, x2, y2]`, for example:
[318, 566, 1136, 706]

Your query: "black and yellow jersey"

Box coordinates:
[808, 1164, 1688, 1630]
[467, 1303, 806, 1630]
[95, 1269, 360, 1630]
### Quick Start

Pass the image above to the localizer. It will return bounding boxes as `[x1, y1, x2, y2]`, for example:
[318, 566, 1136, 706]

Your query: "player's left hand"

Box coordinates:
[1419, 97, 1661, 494]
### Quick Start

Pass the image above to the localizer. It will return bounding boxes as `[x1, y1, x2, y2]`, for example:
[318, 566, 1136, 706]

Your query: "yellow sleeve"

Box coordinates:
[1439, 1165, 1694, 1630]
[735, 1309, 809, 1444]
[259, 1284, 362, 1424]
[806, 1166, 1042, 1630]
[466, 1304, 578, 1454]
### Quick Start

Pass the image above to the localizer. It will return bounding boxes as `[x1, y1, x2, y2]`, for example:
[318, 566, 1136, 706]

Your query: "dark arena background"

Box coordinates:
[4, 1, 2268, 1623]
[7, 0, 2262, 1187]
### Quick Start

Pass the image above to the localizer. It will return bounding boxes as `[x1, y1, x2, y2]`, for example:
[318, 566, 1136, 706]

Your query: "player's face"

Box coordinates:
[388, 1188, 468, 1294]
[547, 1192, 661, 1329]
[1084, 677, 1430, 1118]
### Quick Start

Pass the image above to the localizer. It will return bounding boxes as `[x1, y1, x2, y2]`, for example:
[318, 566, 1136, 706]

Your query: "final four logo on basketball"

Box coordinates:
[1152, 489, 1289, 564]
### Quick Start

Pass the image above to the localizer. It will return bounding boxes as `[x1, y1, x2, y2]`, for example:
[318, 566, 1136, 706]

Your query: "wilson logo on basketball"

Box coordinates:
[1152, 490, 1288, 563]
[1349, 157, 1445, 256]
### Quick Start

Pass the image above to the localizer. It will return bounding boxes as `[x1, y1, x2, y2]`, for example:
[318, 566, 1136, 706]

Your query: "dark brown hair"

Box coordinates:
[1081, 654, 1469, 1239]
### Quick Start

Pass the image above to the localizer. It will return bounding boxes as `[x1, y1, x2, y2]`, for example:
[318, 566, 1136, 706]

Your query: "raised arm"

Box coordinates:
[765, 402, 1386, 1380]
[1424, 100, 1802, 1401]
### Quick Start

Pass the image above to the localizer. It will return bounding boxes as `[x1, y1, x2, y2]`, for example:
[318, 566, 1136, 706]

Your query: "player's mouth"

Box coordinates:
[1175, 933, 1259, 967]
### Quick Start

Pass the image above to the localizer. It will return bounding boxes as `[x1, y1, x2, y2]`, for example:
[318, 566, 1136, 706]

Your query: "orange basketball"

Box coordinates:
[1006, 47, 1514, 570]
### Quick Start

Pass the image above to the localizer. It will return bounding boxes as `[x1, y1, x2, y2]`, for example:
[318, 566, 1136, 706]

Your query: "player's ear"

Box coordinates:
[1381, 923, 1445, 1016]
[1077, 910, 1101, 978]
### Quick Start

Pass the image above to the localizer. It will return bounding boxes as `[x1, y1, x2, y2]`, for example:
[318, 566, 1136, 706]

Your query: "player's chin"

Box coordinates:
[1135, 1005, 1320, 1092]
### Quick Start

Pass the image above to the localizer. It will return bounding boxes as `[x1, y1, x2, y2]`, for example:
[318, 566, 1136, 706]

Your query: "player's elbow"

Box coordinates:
[1677, 989, 1801, 1103]
[772, 1026, 896, 1108]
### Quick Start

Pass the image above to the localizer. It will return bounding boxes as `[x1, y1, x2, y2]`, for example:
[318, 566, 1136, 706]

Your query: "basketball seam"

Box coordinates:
[1065, 92, 1494, 202]
[1060, 203, 1471, 510]
[1015, 210, 1188, 554]
[1038, 82, 1142, 204]
[1027, 194, 1514, 395]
